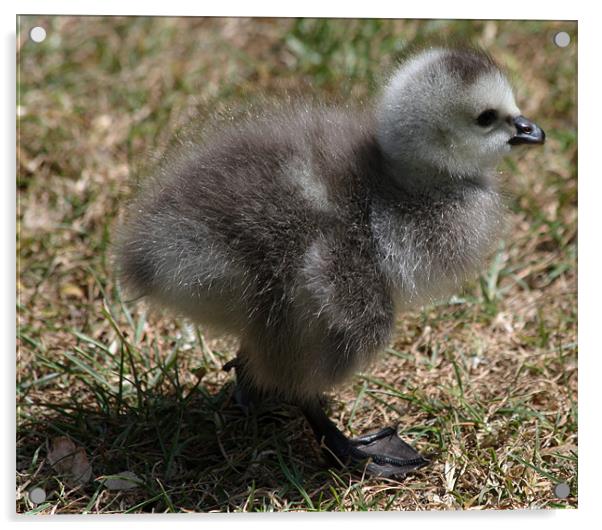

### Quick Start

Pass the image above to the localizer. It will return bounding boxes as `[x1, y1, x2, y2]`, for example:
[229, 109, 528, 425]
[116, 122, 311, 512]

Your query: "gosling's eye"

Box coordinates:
[476, 109, 498, 127]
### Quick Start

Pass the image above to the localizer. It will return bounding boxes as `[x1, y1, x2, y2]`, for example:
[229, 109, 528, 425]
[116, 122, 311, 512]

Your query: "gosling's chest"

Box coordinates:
[370, 186, 505, 310]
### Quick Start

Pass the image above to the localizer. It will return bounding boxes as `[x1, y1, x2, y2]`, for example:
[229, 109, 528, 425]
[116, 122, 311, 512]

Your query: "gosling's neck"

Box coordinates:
[377, 146, 500, 198]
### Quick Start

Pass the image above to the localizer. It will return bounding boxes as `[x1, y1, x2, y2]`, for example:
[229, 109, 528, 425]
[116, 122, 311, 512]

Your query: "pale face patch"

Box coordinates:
[451, 72, 521, 170]
[376, 49, 524, 179]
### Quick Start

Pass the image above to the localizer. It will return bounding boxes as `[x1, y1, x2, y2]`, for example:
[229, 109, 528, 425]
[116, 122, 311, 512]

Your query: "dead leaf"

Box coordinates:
[47, 436, 92, 485]
[102, 471, 141, 491]
[444, 461, 457, 492]
[491, 312, 514, 334]
[60, 284, 85, 299]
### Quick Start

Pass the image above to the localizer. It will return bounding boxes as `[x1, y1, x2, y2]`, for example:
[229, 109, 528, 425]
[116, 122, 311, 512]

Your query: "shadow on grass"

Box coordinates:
[18, 377, 393, 513]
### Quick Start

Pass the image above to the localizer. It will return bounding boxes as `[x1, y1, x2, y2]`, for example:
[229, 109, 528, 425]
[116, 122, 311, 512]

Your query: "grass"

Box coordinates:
[16, 16, 577, 513]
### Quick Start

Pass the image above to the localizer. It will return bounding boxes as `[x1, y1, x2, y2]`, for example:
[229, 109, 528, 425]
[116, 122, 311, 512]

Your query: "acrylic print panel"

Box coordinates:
[16, 16, 577, 513]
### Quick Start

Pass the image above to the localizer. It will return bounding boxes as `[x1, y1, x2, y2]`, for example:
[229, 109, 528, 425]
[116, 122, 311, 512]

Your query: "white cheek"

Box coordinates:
[461, 129, 511, 167]
[485, 132, 512, 161]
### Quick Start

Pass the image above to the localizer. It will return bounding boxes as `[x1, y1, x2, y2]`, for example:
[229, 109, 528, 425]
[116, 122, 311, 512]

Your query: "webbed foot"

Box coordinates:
[303, 401, 428, 479]
[348, 426, 428, 477]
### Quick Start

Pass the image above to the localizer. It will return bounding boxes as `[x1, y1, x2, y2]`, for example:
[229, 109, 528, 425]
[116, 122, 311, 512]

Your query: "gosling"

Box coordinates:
[116, 47, 545, 478]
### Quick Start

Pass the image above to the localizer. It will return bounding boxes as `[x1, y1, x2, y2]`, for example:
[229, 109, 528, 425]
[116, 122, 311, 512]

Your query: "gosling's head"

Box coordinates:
[376, 47, 545, 179]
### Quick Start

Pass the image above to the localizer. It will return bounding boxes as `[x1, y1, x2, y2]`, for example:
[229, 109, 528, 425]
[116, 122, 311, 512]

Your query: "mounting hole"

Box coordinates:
[554, 482, 570, 499]
[28, 487, 46, 505]
[554, 31, 570, 48]
[29, 26, 47, 43]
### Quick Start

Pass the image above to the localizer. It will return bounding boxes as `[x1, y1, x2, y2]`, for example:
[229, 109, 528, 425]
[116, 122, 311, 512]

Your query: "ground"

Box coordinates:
[16, 17, 577, 513]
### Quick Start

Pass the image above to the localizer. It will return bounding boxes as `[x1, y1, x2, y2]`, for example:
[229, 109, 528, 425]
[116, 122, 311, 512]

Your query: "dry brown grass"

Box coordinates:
[17, 16, 576, 512]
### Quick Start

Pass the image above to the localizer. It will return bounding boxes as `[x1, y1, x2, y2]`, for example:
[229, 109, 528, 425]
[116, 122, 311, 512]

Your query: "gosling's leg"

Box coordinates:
[302, 399, 428, 478]
[223, 355, 259, 410]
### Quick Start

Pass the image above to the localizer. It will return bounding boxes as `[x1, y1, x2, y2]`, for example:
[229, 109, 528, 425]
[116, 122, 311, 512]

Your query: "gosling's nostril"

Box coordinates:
[509, 115, 545, 145]
[513, 115, 535, 134]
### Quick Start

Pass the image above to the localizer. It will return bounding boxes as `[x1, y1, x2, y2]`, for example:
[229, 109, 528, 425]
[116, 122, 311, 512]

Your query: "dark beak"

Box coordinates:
[508, 115, 545, 146]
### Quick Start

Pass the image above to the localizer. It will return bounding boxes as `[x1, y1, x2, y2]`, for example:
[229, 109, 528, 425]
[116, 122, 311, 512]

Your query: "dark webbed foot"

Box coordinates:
[303, 401, 428, 478]
[224, 358, 428, 478]
[349, 426, 428, 477]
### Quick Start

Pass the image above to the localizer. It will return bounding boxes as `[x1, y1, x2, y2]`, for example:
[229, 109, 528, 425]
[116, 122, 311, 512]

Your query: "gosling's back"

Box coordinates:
[116, 104, 395, 399]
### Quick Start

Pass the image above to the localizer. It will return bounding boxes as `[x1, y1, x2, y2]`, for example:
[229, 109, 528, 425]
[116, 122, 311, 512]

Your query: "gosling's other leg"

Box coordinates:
[302, 399, 428, 478]
[223, 353, 260, 411]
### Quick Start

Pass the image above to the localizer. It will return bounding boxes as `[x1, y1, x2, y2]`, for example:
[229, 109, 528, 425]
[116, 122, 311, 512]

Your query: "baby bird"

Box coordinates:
[116, 47, 545, 477]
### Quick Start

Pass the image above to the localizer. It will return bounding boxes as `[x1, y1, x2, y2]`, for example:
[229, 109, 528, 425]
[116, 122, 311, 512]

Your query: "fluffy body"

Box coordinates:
[117, 48, 518, 402]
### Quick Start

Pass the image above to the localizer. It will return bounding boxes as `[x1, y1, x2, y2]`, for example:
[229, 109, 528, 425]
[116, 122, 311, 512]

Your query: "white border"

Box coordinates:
[4, 0, 584, 19]
[4, 1, 598, 529]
